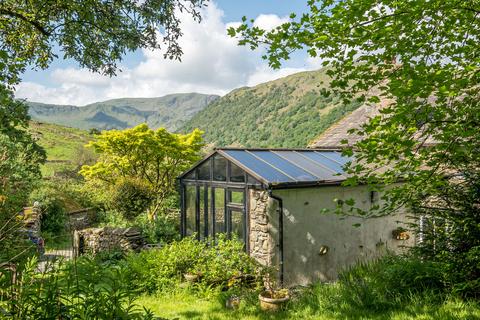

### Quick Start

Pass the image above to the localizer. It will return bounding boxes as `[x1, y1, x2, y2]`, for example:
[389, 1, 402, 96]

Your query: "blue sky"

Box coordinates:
[17, 1, 317, 105]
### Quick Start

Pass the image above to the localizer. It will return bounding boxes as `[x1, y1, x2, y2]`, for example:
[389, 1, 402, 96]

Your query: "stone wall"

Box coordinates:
[68, 208, 95, 231]
[22, 206, 42, 234]
[73, 227, 144, 256]
[249, 190, 275, 266]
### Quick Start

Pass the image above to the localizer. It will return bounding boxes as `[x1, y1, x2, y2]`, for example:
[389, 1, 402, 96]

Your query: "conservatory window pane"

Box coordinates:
[214, 188, 225, 234]
[228, 190, 244, 205]
[247, 174, 260, 184]
[250, 151, 317, 181]
[230, 209, 244, 242]
[222, 150, 293, 183]
[184, 170, 195, 180]
[213, 155, 227, 181]
[199, 186, 207, 239]
[230, 162, 245, 182]
[197, 160, 211, 180]
[185, 186, 196, 236]
[207, 187, 213, 237]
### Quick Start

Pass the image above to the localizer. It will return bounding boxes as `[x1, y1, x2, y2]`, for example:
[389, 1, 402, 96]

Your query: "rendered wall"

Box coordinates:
[265, 185, 415, 286]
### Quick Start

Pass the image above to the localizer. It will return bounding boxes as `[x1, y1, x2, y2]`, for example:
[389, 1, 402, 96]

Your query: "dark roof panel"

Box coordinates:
[221, 149, 294, 183]
[248, 151, 318, 182]
[301, 151, 346, 175]
[217, 148, 348, 186]
[273, 151, 338, 180]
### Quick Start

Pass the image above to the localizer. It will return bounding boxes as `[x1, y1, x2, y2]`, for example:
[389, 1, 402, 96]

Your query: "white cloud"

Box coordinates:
[253, 14, 289, 31]
[15, 4, 306, 106]
[247, 66, 305, 87]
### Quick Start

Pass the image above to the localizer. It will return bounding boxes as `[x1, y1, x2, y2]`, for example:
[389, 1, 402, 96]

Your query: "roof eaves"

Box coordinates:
[216, 147, 343, 152]
[267, 179, 345, 189]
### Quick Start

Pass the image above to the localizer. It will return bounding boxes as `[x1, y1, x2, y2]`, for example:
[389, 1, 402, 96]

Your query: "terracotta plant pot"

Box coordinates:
[258, 290, 290, 311]
[183, 273, 199, 283]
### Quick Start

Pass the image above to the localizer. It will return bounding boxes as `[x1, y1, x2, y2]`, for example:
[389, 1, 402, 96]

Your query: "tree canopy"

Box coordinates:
[0, 0, 206, 82]
[0, 0, 207, 262]
[230, 0, 480, 296]
[80, 124, 204, 218]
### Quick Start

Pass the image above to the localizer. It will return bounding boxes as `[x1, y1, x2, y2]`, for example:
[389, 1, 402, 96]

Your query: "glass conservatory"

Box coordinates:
[178, 148, 349, 249]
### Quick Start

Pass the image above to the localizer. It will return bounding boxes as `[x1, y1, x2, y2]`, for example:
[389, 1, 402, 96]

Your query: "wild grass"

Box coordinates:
[135, 283, 480, 320]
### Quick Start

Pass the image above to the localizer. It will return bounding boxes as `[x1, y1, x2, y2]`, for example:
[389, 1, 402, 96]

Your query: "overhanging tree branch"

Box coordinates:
[0, 8, 50, 36]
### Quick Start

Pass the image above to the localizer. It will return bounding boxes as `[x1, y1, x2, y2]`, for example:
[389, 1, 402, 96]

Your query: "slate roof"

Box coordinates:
[308, 104, 380, 148]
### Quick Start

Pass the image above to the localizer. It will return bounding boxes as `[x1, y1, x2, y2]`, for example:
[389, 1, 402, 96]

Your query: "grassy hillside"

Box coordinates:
[28, 121, 94, 177]
[181, 69, 362, 148]
[27, 93, 219, 131]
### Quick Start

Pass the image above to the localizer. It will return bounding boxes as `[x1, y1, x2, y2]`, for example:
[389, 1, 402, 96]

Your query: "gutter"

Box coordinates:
[267, 189, 284, 287]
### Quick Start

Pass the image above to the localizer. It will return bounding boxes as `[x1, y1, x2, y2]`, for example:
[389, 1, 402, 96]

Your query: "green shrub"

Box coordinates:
[124, 235, 262, 294]
[98, 209, 130, 227]
[195, 235, 260, 289]
[29, 185, 67, 234]
[124, 236, 205, 293]
[135, 213, 180, 244]
[110, 178, 154, 221]
[338, 255, 446, 311]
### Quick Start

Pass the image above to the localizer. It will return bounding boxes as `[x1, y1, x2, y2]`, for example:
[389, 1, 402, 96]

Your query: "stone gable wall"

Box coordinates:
[249, 190, 275, 266]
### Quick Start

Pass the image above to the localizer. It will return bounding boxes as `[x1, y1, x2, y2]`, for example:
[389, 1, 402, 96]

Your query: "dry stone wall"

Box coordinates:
[68, 208, 94, 230]
[73, 227, 144, 256]
[249, 190, 275, 266]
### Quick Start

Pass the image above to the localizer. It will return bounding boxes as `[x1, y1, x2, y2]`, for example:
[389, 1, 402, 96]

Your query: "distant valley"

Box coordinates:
[27, 93, 219, 131]
[27, 68, 364, 148]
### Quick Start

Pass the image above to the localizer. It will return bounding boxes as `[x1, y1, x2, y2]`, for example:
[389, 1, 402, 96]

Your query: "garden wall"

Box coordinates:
[73, 227, 144, 256]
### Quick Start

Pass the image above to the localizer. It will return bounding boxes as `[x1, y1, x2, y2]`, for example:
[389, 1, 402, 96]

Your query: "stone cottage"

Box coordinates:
[178, 148, 415, 286]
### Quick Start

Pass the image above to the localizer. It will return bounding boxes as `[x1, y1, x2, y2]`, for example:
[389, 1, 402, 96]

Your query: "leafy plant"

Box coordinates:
[338, 255, 446, 311]
[123, 235, 262, 294]
[0, 256, 155, 319]
[0, 124, 45, 263]
[136, 212, 180, 244]
[110, 178, 155, 221]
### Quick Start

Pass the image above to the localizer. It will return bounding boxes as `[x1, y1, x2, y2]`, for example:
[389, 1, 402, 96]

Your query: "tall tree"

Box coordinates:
[230, 0, 480, 296]
[80, 124, 203, 219]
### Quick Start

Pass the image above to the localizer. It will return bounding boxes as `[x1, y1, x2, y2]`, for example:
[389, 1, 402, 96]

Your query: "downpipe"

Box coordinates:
[268, 190, 284, 287]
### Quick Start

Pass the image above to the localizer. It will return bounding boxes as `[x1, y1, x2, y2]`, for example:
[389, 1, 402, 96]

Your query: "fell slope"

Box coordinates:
[28, 121, 94, 177]
[181, 70, 362, 148]
[27, 93, 219, 131]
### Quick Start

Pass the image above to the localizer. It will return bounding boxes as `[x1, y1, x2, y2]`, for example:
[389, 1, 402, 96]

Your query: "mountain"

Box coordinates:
[27, 93, 219, 131]
[181, 69, 363, 148]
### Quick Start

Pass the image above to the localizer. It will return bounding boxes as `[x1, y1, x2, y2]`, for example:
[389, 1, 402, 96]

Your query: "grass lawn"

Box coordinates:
[135, 285, 480, 320]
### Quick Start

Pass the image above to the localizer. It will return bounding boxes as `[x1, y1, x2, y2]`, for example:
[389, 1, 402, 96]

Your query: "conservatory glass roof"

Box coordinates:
[180, 148, 351, 187]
